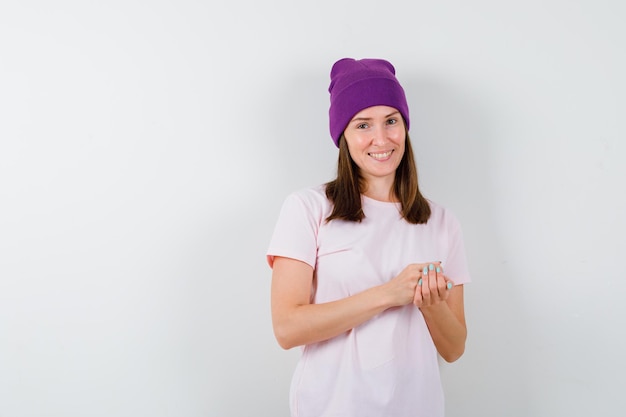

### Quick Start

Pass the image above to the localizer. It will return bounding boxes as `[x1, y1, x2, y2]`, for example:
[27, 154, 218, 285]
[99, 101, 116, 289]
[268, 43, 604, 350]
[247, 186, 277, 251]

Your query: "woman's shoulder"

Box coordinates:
[281, 184, 332, 215]
[289, 184, 327, 201]
[426, 199, 462, 227]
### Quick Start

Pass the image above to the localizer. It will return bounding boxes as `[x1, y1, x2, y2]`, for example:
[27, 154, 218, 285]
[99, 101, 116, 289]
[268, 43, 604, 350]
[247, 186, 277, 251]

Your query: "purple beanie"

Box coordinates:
[328, 57, 410, 147]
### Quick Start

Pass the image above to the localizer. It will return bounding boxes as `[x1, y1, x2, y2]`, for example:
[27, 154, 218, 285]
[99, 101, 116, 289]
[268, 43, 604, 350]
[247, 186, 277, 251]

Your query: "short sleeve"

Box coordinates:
[266, 189, 324, 269]
[442, 210, 471, 285]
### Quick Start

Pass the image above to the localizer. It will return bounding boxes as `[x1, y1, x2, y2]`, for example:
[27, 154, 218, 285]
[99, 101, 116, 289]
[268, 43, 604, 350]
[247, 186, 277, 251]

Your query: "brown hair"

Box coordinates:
[325, 133, 431, 224]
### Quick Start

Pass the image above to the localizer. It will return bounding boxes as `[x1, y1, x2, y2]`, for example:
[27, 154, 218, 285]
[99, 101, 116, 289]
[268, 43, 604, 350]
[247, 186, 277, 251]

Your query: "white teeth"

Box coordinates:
[369, 151, 392, 159]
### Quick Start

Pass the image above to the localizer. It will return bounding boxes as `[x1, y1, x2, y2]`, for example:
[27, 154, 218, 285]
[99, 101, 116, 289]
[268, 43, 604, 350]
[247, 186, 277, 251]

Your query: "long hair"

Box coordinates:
[324, 133, 431, 224]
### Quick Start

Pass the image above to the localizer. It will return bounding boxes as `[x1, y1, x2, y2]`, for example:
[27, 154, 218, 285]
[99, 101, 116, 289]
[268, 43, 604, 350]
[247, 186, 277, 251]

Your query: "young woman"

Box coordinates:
[267, 57, 471, 417]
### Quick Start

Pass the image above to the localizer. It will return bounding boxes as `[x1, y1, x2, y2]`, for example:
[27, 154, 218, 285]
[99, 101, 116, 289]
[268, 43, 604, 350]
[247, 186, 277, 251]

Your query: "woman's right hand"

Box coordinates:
[384, 263, 429, 307]
[383, 262, 441, 307]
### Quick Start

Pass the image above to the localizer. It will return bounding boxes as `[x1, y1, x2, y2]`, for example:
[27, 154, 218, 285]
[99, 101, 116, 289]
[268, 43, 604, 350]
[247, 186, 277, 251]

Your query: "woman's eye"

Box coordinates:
[386, 118, 397, 125]
[357, 123, 368, 129]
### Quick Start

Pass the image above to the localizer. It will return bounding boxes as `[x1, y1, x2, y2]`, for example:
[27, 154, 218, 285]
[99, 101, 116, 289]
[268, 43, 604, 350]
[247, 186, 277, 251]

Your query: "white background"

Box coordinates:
[1, 1, 625, 416]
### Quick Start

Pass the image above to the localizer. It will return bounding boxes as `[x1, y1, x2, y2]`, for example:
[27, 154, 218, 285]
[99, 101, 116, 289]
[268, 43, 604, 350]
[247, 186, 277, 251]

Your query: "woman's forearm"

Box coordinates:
[273, 285, 391, 349]
[420, 289, 467, 362]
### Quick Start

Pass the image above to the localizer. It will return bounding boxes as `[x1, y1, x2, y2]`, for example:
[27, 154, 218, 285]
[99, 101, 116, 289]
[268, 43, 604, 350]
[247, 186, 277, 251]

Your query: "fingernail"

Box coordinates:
[423, 267, 428, 275]
[428, 264, 434, 271]
[436, 267, 441, 273]
[418, 278, 423, 286]
[447, 282, 453, 290]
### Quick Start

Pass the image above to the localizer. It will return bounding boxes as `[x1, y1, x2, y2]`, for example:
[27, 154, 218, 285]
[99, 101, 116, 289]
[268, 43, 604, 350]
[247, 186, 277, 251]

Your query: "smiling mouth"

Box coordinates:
[368, 150, 393, 160]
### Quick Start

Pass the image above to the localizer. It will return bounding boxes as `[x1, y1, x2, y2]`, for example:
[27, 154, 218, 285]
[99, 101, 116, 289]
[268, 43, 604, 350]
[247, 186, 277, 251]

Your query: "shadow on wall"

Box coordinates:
[185, 203, 297, 416]
[405, 75, 533, 415]
[266, 68, 340, 194]
[201, 68, 339, 416]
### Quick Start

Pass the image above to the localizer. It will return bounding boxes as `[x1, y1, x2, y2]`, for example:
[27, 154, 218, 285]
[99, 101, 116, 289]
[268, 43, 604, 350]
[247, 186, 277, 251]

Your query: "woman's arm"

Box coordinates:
[414, 265, 467, 362]
[270, 256, 425, 349]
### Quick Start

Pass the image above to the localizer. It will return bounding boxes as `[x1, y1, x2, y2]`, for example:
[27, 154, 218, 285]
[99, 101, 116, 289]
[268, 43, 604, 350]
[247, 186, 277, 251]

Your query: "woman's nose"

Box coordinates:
[371, 126, 387, 145]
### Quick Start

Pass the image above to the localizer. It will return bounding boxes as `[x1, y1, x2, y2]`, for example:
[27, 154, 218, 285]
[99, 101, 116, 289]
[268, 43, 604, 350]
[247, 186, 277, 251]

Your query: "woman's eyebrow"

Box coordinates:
[351, 111, 400, 123]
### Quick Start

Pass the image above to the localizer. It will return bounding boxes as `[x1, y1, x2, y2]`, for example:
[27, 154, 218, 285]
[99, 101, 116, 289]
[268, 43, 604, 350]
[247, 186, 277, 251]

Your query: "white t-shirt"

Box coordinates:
[267, 185, 471, 417]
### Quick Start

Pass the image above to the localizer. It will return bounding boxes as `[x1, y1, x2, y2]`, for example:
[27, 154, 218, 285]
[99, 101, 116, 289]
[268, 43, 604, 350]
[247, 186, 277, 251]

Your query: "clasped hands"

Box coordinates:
[386, 262, 454, 309]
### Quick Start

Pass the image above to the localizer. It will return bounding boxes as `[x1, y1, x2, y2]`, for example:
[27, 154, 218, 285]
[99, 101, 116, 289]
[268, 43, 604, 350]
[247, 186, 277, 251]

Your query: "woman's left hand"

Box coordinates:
[413, 263, 454, 308]
[412, 263, 466, 362]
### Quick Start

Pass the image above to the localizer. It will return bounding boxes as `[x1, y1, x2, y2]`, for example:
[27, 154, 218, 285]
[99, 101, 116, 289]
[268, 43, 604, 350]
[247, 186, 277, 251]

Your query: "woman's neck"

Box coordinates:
[362, 178, 397, 202]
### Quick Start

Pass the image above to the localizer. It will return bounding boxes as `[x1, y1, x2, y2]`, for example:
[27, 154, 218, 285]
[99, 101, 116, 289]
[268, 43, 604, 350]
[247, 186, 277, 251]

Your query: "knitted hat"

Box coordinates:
[328, 57, 410, 147]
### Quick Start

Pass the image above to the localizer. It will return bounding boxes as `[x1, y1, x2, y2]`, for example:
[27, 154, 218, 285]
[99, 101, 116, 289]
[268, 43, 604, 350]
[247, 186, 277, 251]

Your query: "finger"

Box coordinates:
[419, 265, 431, 304]
[413, 276, 423, 306]
[437, 262, 452, 292]
[435, 266, 447, 296]
[413, 266, 426, 306]
[428, 263, 439, 299]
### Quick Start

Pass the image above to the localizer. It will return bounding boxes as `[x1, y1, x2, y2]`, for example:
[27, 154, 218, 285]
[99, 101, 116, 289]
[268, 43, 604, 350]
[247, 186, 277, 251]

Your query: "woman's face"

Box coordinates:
[343, 105, 406, 185]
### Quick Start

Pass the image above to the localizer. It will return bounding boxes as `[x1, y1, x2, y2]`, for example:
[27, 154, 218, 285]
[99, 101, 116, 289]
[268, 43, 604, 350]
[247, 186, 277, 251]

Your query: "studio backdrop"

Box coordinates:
[1, 1, 625, 416]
